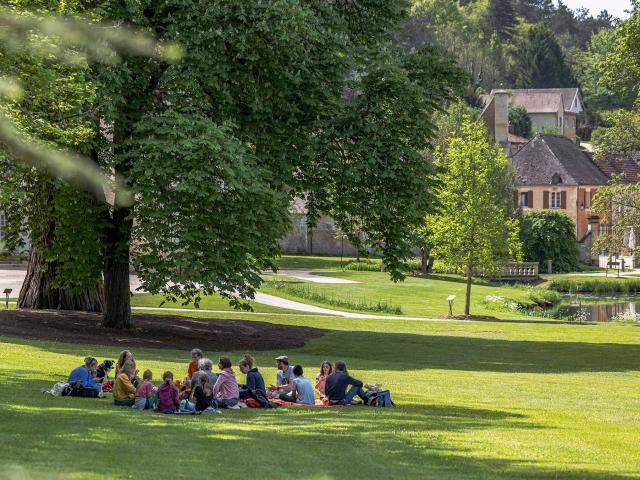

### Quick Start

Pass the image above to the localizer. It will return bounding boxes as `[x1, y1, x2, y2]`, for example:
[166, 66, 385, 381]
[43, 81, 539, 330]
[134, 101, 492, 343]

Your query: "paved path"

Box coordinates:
[271, 270, 360, 284]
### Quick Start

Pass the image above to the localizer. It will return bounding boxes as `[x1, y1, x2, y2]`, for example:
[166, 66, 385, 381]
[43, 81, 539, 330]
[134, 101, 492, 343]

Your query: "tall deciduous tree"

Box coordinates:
[508, 105, 533, 138]
[1, 1, 461, 329]
[427, 118, 521, 315]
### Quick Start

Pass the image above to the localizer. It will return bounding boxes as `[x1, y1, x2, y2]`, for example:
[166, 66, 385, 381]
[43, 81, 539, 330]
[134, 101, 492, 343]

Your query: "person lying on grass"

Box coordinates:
[67, 357, 102, 395]
[211, 356, 240, 409]
[279, 365, 315, 405]
[268, 355, 294, 398]
[315, 361, 332, 401]
[113, 363, 137, 407]
[157, 371, 181, 413]
[134, 370, 158, 410]
[325, 361, 370, 406]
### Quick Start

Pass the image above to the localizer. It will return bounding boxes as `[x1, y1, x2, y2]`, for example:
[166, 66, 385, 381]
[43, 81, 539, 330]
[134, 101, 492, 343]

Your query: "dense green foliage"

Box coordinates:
[426, 118, 521, 315]
[508, 105, 533, 138]
[520, 211, 580, 273]
[512, 23, 576, 88]
[1, 1, 464, 327]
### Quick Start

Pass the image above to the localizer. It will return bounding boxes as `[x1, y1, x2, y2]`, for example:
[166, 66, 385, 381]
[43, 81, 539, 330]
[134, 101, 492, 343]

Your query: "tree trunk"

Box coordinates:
[465, 268, 472, 316]
[18, 246, 104, 312]
[101, 203, 133, 329]
[421, 248, 428, 274]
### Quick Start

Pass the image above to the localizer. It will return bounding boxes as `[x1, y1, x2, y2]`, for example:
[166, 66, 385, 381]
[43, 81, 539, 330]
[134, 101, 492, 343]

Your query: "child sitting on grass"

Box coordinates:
[134, 370, 158, 410]
[113, 363, 137, 406]
[157, 371, 181, 413]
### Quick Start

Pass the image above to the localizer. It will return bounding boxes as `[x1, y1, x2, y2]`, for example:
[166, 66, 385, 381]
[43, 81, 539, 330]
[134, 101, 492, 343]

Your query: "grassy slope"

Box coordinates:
[1, 313, 640, 479]
[262, 270, 538, 319]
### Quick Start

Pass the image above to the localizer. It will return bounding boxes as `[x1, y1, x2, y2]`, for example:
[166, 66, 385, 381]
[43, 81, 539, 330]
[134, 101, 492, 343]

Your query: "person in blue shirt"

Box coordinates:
[67, 357, 102, 393]
[268, 355, 294, 398]
[279, 365, 315, 405]
[325, 361, 369, 405]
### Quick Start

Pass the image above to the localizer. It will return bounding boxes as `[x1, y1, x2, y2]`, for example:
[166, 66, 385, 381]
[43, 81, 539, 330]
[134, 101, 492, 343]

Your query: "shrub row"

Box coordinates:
[548, 278, 640, 295]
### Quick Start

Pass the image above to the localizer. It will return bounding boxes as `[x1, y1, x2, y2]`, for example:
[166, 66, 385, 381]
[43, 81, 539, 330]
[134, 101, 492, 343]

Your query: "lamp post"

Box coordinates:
[447, 295, 456, 316]
[3, 288, 12, 308]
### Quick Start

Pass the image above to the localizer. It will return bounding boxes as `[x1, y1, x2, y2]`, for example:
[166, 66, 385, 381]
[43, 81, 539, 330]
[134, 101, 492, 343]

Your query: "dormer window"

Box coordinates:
[551, 174, 563, 184]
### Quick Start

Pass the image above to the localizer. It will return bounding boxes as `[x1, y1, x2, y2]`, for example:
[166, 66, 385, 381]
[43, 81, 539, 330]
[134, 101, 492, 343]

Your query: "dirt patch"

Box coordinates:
[0, 309, 326, 351]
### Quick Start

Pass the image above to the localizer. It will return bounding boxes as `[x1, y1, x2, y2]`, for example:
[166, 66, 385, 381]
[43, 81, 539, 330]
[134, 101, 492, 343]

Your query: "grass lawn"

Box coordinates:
[262, 270, 542, 320]
[131, 292, 305, 315]
[1, 311, 640, 479]
[275, 254, 376, 270]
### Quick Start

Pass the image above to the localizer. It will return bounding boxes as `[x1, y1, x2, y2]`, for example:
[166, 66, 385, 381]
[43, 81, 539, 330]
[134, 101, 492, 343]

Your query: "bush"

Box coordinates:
[548, 278, 640, 295]
[527, 287, 561, 306]
[343, 261, 381, 272]
[520, 211, 580, 273]
[508, 105, 533, 138]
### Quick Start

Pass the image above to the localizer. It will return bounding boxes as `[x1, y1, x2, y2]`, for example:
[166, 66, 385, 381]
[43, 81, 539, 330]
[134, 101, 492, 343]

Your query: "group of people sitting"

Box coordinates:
[66, 348, 378, 413]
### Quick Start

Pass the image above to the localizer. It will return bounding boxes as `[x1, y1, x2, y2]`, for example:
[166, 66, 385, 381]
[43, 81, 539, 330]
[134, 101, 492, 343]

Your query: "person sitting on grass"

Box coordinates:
[192, 375, 213, 412]
[238, 354, 268, 405]
[325, 361, 370, 406]
[268, 355, 294, 398]
[179, 348, 203, 397]
[67, 357, 102, 396]
[211, 356, 240, 409]
[134, 370, 158, 410]
[116, 350, 139, 387]
[190, 358, 218, 390]
[157, 371, 181, 413]
[279, 365, 315, 405]
[113, 363, 137, 406]
[315, 361, 332, 400]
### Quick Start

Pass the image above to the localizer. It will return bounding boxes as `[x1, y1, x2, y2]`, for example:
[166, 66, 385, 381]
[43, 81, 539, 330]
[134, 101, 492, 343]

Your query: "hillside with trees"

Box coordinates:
[402, 0, 635, 138]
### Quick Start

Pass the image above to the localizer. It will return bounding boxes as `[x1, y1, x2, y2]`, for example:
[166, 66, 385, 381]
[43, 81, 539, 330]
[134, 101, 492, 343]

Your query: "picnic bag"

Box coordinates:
[367, 390, 394, 407]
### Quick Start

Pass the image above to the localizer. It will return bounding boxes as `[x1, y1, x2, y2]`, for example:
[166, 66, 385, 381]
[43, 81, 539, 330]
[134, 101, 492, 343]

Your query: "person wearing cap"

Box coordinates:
[67, 357, 102, 394]
[268, 355, 294, 397]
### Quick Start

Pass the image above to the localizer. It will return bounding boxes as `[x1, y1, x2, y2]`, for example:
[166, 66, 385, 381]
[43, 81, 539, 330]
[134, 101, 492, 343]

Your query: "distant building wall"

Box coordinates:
[279, 214, 360, 256]
[530, 112, 559, 133]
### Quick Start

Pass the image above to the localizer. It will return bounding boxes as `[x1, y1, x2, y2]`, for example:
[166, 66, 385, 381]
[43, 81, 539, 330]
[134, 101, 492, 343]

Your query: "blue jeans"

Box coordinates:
[342, 386, 369, 405]
[213, 398, 238, 408]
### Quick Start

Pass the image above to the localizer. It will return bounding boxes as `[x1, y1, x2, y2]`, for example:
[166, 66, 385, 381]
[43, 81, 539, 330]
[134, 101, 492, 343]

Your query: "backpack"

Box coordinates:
[367, 390, 394, 407]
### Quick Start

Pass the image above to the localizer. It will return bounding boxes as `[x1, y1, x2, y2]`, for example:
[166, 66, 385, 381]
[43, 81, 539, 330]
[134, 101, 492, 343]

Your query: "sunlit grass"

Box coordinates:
[1, 309, 640, 479]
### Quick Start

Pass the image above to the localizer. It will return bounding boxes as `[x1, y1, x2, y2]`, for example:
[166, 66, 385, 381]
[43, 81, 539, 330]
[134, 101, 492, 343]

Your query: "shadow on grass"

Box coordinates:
[0, 397, 633, 479]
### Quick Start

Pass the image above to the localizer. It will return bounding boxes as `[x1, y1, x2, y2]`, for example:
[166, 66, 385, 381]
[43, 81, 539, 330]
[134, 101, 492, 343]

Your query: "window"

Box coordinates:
[0, 213, 5, 240]
[564, 117, 568, 127]
[551, 192, 561, 209]
[584, 190, 591, 208]
[520, 192, 529, 208]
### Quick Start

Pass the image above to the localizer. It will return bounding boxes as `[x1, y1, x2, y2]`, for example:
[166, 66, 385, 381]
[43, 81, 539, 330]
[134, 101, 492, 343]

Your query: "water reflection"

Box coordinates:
[554, 300, 640, 322]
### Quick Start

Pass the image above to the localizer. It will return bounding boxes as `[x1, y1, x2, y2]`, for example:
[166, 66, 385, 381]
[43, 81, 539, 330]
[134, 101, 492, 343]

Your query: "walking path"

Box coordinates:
[2, 268, 456, 322]
[270, 270, 360, 284]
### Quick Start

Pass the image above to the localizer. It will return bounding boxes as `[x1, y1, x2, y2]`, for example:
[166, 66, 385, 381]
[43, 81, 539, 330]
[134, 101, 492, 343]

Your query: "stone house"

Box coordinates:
[482, 88, 583, 142]
[511, 134, 609, 242]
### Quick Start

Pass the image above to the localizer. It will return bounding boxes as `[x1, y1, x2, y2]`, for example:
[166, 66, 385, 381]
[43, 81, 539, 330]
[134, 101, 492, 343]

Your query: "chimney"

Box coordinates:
[493, 89, 509, 149]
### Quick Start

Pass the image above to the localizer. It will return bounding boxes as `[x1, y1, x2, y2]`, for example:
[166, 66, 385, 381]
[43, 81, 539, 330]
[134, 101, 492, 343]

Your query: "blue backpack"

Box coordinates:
[372, 390, 394, 407]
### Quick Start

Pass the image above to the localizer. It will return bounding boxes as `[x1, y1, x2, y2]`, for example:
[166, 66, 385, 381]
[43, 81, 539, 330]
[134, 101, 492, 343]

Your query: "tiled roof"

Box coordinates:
[595, 152, 640, 184]
[511, 135, 609, 186]
[509, 88, 580, 112]
[509, 91, 563, 114]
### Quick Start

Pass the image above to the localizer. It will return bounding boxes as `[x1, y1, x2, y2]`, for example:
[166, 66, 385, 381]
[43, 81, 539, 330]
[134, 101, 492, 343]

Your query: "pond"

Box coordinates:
[551, 298, 640, 322]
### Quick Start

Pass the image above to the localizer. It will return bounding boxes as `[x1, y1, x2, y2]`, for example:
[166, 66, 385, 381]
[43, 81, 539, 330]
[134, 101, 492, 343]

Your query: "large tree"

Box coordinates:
[512, 24, 577, 88]
[427, 118, 521, 316]
[487, 0, 518, 41]
[3, 2, 464, 328]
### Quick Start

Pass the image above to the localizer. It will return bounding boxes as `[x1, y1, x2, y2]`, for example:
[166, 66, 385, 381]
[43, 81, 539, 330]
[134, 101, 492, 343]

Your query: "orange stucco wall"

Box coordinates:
[516, 185, 599, 239]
